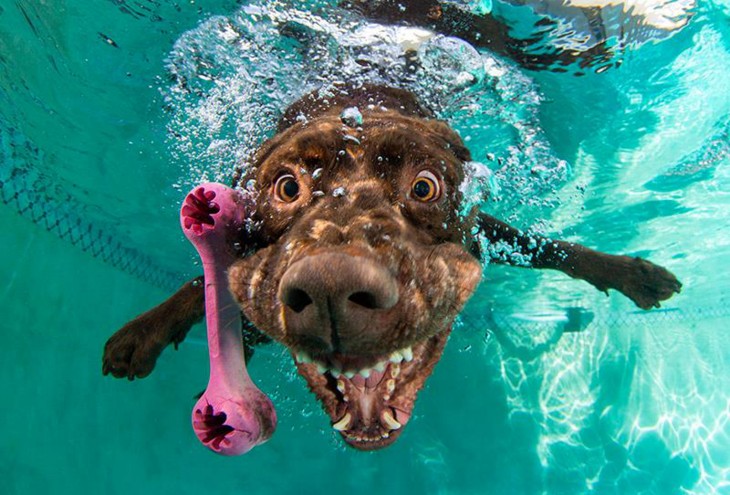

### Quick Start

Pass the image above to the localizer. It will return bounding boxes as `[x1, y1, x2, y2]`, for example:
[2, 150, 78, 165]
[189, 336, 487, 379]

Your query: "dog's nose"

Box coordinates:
[278, 252, 399, 353]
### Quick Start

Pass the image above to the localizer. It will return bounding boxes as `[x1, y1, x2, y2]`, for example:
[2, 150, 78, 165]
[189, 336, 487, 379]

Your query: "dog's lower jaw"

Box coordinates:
[293, 327, 451, 450]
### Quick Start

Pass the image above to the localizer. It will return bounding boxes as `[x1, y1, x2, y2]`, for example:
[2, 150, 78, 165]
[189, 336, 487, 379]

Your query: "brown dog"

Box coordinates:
[103, 84, 681, 450]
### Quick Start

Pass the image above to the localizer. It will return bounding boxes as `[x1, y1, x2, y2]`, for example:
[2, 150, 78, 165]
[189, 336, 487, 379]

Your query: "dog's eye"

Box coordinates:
[275, 174, 300, 202]
[410, 171, 441, 202]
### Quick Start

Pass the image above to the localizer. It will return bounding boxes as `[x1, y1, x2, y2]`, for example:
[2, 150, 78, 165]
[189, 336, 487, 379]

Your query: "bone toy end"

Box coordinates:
[181, 183, 277, 456]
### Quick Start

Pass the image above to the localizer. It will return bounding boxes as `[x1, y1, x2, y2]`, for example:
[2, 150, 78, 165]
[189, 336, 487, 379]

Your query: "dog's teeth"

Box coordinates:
[390, 363, 400, 378]
[315, 362, 327, 374]
[332, 412, 352, 432]
[337, 379, 346, 394]
[389, 351, 404, 363]
[373, 361, 386, 373]
[295, 352, 312, 364]
[402, 347, 413, 362]
[358, 368, 371, 379]
[344, 370, 356, 379]
[386, 379, 395, 393]
[381, 410, 402, 430]
[331, 368, 342, 378]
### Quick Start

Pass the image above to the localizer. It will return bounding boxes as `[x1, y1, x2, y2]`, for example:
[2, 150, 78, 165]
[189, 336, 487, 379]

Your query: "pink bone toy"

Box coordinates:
[180, 182, 277, 455]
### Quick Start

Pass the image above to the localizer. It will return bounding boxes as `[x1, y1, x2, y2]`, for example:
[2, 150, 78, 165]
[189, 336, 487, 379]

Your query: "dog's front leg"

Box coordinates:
[476, 213, 682, 309]
[102, 276, 206, 380]
[102, 276, 270, 380]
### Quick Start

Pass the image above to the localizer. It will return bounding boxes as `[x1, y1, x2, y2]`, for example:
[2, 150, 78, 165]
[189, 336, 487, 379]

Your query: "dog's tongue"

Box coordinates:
[334, 362, 412, 434]
[350, 368, 386, 389]
[348, 369, 388, 423]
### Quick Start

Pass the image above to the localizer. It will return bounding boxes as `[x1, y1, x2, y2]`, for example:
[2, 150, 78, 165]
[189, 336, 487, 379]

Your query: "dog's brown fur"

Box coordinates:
[103, 84, 681, 450]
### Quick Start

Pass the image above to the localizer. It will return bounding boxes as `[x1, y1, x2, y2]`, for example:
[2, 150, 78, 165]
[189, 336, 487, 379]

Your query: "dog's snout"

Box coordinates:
[278, 252, 399, 352]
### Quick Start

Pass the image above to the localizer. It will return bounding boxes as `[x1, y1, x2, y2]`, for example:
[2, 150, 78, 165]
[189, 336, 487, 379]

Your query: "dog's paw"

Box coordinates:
[613, 256, 682, 310]
[102, 318, 168, 380]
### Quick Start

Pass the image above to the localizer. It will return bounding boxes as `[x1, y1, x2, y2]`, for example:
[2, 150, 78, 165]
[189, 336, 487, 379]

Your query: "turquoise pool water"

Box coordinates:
[1, 1, 728, 493]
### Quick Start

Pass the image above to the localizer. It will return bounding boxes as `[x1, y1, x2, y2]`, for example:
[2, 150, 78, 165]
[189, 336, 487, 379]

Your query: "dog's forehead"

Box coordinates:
[253, 112, 466, 182]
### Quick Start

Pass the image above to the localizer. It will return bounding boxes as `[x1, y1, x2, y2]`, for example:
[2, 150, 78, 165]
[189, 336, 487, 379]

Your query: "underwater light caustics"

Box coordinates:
[181, 183, 276, 455]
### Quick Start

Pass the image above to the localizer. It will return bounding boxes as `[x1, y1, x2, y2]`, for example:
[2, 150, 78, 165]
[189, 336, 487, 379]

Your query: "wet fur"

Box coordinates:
[102, 6, 682, 448]
[102, 84, 681, 450]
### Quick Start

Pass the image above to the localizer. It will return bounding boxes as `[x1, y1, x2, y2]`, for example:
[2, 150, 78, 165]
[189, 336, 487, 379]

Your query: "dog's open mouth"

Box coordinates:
[291, 329, 450, 450]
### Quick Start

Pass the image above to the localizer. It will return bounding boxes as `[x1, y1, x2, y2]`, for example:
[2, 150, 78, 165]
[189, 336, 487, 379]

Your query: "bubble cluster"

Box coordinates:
[163, 0, 568, 231]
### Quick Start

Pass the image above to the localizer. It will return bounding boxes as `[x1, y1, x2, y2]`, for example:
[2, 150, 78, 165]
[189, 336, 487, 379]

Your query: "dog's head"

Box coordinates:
[229, 85, 482, 450]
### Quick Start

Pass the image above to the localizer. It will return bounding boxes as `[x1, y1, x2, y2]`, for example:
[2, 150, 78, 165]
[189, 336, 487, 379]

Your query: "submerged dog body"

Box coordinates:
[103, 84, 681, 450]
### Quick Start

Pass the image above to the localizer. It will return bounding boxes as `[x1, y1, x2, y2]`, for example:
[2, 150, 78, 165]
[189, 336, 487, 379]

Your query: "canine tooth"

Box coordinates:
[359, 368, 371, 379]
[344, 370, 356, 379]
[381, 410, 402, 430]
[332, 412, 352, 431]
[316, 362, 327, 374]
[389, 351, 403, 363]
[390, 363, 400, 378]
[331, 368, 341, 378]
[296, 352, 312, 364]
[386, 379, 395, 393]
[337, 379, 346, 394]
[373, 361, 386, 373]
[402, 347, 413, 362]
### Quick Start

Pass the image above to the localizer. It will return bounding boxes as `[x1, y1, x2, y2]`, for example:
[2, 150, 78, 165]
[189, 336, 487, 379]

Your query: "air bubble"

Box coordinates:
[340, 107, 363, 127]
[164, 0, 570, 223]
